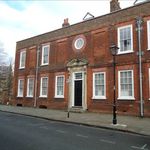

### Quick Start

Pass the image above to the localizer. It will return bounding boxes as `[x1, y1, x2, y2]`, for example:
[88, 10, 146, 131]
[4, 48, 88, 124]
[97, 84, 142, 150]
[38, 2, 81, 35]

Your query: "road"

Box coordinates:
[0, 111, 149, 150]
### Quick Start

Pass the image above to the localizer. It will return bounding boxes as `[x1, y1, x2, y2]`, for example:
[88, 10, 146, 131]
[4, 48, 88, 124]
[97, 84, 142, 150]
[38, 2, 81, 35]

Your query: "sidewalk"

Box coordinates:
[0, 105, 150, 136]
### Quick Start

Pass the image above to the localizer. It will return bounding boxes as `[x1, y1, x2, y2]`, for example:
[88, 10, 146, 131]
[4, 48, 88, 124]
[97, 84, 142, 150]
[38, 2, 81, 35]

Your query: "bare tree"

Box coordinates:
[0, 41, 13, 104]
[0, 41, 8, 65]
[6, 60, 13, 100]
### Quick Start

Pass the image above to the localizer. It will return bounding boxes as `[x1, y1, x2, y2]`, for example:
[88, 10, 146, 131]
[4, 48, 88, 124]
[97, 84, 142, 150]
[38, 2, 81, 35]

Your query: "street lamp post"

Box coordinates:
[110, 44, 119, 125]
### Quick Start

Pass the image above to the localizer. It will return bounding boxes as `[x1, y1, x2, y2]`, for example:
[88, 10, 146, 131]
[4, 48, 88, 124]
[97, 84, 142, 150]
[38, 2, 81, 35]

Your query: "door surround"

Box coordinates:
[67, 59, 88, 110]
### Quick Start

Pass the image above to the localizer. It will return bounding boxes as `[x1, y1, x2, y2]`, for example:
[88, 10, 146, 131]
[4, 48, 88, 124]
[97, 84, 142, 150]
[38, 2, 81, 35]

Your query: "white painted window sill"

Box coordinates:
[39, 96, 47, 98]
[118, 97, 135, 100]
[54, 96, 64, 99]
[118, 50, 134, 55]
[92, 96, 106, 100]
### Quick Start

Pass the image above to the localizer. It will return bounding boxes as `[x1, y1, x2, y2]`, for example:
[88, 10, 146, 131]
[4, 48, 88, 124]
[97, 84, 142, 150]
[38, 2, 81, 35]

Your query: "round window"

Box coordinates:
[74, 38, 85, 50]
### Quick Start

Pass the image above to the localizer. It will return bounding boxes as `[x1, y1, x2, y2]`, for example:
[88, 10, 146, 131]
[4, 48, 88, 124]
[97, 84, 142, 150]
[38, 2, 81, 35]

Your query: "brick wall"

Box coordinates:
[12, 2, 150, 116]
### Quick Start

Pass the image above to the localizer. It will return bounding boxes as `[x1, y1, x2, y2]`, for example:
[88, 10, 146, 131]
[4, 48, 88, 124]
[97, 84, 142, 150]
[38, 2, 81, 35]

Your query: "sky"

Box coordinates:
[0, 0, 144, 63]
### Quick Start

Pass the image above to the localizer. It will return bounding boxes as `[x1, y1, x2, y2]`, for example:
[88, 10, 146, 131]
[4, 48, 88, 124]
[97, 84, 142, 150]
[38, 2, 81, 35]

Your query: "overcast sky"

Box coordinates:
[0, 0, 143, 61]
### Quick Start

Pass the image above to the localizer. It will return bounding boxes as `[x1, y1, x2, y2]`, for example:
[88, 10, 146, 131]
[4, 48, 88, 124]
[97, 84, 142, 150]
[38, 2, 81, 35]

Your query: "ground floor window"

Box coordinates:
[40, 77, 48, 97]
[27, 78, 34, 97]
[93, 72, 106, 99]
[55, 75, 65, 98]
[17, 79, 24, 97]
[118, 70, 134, 100]
[149, 68, 150, 100]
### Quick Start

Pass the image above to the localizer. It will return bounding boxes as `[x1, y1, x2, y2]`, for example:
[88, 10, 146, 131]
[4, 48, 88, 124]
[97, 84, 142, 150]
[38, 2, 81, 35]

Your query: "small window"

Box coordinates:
[74, 38, 85, 50]
[118, 25, 133, 54]
[75, 73, 82, 80]
[41, 45, 49, 65]
[19, 50, 26, 69]
[118, 70, 134, 100]
[93, 72, 106, 99]
[17, 79, 24, 97]
[147, 20, 150, 50]
[40, 77, 48, 97]
[27, 78, 34, 97]
[55, 75, 65, 98]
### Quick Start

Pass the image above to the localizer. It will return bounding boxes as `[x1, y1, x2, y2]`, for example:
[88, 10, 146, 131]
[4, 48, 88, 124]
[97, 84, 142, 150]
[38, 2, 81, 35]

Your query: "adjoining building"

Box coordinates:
[12, 0, 150, 116]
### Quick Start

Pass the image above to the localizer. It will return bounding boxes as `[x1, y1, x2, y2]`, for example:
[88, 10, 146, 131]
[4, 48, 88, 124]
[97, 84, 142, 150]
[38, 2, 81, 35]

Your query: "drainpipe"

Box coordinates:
[34, 45, 40, 108]
[136, 17, 144, 117]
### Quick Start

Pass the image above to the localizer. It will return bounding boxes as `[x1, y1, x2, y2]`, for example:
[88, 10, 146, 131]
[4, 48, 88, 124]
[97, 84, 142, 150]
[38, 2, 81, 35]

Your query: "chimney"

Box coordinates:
[110, 0, 121, 12]
[62, 18, 70, 28]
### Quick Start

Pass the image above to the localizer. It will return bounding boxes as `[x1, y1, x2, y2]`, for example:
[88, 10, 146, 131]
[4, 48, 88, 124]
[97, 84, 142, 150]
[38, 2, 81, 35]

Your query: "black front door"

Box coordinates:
[74, 80, 82, 106]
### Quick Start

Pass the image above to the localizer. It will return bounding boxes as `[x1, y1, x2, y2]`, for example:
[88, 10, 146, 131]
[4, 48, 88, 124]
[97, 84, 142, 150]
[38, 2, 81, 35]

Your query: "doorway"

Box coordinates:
[74, 72, 83, 107]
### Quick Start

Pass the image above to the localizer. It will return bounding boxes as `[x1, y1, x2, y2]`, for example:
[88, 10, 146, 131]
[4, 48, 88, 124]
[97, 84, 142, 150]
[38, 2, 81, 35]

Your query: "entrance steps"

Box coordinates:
[69, 107, 86, 113]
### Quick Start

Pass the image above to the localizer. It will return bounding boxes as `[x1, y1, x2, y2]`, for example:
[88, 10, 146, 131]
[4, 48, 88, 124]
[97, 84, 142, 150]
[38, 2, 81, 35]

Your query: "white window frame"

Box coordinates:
[118, 25, 133, 54]
[19, 50, 26, 69]
[92, 72, 106, 99]
[147, 20, 150, 50]
[41, 45, 49, 66]
[40, 77, 48, 97]
[55, 75, 65, 98]
[17, 79, 24, 97]
[118, 70, 135, 100]
[26, 78, 34, 97]
[149, 68, 150, 100]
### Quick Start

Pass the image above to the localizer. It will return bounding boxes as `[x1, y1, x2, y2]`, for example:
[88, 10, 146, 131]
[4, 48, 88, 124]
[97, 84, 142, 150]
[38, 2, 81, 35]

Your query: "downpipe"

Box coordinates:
[34, 45, 40, 108]
[136, 17, 144, 117]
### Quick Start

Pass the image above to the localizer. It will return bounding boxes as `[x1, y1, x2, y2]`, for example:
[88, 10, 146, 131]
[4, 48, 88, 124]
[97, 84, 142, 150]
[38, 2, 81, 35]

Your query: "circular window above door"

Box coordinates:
[72, 35, 86, 52]
[74, 38, 85, 50]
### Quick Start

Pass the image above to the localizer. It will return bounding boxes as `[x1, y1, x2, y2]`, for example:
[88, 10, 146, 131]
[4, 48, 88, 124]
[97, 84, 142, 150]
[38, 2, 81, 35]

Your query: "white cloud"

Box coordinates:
[0, 0, 135, 61]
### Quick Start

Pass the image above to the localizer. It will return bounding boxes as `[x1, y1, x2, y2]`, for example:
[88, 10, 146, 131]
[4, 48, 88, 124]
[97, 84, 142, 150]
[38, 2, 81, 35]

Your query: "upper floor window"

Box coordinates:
[118, 70, 134, 100]
[27, 78, 34, 97]
[41, 45, 49, 65]
[40, 77, 48, 97]
[17, 79, 24, 97]
[118, 25, 133, 54]
[93, 72, 106, 99]
[147, 20, 150, 50]
[55, 75, 65, 98]
[19, 50, 26, 69]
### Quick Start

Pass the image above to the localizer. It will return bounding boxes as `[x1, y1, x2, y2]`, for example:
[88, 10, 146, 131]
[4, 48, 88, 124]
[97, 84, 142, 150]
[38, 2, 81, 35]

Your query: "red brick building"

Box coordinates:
[12, 0, 150, 117]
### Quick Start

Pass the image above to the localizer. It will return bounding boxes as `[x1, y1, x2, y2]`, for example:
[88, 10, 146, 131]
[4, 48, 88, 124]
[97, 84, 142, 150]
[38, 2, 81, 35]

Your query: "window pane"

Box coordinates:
[94, 73, 105, 97]
[75, 73, 82, 80]
[18, 79, 24, 96]
[42, 46, 49, 64]
[20, 51, 26, 68]
[41, 77, 48, 96]
[27, 78, 34, 97]
[120, 71, 133, 97]
[56, 76, 64, 96]
[119, 26, 132, 52]
[147, 21, 150, 49]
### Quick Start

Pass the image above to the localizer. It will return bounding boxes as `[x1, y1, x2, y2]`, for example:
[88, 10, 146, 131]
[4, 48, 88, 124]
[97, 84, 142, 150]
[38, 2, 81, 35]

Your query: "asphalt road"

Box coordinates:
[0, 111, 149, 150]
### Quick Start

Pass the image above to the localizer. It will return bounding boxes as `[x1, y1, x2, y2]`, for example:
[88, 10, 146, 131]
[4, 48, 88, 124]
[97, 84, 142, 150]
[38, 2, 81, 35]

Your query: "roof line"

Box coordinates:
[17, 0, 150, 44]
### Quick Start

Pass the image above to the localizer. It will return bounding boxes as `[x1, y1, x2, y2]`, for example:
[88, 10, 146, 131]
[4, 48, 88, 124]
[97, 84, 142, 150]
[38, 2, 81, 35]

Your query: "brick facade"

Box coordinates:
[12, 1, 150, 116]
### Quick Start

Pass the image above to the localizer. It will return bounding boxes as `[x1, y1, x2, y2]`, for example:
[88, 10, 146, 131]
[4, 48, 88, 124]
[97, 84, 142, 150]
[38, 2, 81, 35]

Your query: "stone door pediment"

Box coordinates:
[66, 58, 88, 68]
